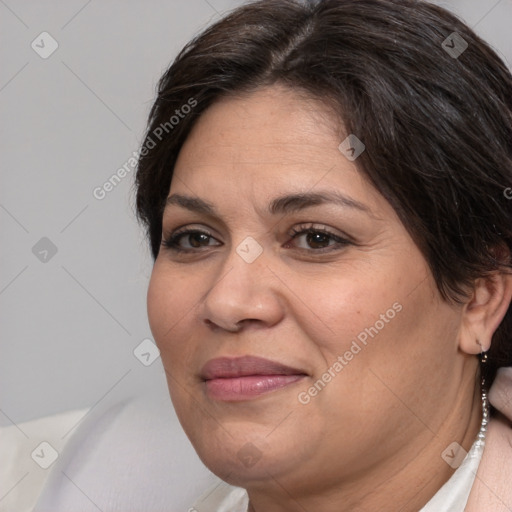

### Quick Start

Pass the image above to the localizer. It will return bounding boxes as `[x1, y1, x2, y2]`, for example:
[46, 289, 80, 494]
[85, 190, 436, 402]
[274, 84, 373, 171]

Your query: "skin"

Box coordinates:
[147, 84, 512, 512]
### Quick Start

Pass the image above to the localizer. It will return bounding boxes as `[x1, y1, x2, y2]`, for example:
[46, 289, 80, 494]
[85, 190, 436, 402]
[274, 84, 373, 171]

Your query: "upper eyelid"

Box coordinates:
[164, 222, 345, 236]
[165, 224, 221, 239]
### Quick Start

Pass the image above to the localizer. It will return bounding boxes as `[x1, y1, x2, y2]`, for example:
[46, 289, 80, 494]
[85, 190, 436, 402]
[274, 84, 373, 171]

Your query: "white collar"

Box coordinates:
[419, 429, 486, 511]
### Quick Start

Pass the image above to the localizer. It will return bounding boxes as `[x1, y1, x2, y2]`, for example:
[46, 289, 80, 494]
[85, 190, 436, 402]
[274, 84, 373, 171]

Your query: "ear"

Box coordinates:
[458, 271, 512, 355]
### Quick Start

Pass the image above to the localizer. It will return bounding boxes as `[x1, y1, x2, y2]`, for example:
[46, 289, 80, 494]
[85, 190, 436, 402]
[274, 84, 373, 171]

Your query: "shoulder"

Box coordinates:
[29, 392, 216, 511]
[488, 367, 512, 422]
[465, 367, 512, 512]
[0, 407, 89, 512]
[2, 390, 216, 512]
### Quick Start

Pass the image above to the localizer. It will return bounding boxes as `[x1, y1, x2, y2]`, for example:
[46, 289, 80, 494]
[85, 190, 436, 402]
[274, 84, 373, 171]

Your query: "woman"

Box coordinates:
[135, 0, 512, 510]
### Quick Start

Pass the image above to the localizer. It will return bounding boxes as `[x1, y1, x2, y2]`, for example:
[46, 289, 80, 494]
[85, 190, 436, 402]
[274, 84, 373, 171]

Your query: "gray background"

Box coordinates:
[1, 0, 511, 427]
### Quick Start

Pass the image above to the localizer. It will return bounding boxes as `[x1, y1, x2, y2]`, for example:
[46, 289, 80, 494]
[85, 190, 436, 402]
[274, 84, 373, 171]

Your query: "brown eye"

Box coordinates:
[161, 229, 221, 252]
[286, 224, 351, 253]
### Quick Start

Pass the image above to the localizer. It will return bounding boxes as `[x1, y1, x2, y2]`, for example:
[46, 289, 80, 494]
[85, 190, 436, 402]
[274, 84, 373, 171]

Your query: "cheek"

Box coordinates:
[147, 267, 198, 409]
[146, 268, 168, 341]
[291, 263, 401, 359]
[295, 251, 448, 390]
[147, 264, 190, 351]
[147, 262, 210, 382]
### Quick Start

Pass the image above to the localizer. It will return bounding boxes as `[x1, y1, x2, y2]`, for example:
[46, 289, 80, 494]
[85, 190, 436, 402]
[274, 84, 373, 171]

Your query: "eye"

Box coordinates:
[285, 224, 351, 253]
[161, 228, 220, 253]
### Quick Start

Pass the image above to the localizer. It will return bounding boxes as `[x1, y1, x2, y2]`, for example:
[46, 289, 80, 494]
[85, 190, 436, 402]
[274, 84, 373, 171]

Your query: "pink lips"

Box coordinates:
[200, 356, 307, 401]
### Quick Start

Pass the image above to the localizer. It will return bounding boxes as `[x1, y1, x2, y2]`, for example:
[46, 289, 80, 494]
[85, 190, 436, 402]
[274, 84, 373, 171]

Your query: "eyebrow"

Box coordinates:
[164, 190, 372, 217]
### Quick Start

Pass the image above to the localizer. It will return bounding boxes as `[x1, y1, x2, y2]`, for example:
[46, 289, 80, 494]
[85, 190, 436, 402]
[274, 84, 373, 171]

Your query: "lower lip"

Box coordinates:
[204, 374, 305, 401]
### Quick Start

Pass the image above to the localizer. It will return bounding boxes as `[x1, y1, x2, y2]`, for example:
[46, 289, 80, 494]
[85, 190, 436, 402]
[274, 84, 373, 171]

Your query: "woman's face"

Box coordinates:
[147, 85, 472, 492]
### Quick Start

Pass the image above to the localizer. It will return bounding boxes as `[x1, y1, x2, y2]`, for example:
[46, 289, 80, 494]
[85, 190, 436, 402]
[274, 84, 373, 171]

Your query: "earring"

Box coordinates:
[476, 342, 490, 445]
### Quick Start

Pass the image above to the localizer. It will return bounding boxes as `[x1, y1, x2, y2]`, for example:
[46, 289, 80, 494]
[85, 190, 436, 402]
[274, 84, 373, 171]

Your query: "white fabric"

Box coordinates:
[189, 434, 486, 512]
[419, 432, 485, 511]
[1, 388, 217, 512]
[0, 408, 88, 512]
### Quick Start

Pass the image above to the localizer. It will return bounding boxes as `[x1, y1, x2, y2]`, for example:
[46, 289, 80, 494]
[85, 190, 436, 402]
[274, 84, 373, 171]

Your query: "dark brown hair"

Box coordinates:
[134, 0, 512, 401]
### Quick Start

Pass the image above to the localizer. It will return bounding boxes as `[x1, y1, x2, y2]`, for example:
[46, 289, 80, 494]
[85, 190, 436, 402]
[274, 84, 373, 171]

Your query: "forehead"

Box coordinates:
[177, 85, 340, 164]
[169, 85, 391, 220]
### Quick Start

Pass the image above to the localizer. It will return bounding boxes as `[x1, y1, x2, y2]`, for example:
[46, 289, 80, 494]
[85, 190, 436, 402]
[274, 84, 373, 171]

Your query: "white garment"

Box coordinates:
[0, 408, 88, 512]
[189, 433, 486, 512]
[419, 430, 485, 512]
[0, 388, 217, 512]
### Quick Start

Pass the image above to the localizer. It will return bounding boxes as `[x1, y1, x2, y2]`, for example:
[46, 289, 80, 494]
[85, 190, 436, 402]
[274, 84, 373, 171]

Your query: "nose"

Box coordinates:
[201, 241, 284, 333]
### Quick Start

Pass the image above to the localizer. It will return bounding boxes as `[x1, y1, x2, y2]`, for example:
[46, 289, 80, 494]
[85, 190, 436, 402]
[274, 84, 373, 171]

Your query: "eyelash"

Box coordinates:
[161, 223, 352, 255]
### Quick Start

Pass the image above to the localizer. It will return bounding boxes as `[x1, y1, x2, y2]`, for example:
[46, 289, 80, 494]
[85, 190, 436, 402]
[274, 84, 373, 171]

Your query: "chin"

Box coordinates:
[190, 421, 312, 486]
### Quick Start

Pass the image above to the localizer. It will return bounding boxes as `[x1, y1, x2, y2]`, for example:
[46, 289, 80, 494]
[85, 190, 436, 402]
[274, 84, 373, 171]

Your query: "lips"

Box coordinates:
[200, 355, 307, 380]
[200, 356, 308, 401]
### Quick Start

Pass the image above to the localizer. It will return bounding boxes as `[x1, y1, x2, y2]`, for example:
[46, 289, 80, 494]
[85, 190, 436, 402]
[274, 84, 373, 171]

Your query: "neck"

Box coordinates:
[246, 370, 483, 512]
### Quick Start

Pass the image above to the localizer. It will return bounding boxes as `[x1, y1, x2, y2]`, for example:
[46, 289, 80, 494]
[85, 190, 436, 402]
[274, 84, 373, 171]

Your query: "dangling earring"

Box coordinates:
[476, 342, 490, 445]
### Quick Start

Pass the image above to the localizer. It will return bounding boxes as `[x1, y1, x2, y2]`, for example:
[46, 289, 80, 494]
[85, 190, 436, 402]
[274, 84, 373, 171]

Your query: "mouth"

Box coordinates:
[200, 355, 308, 401]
